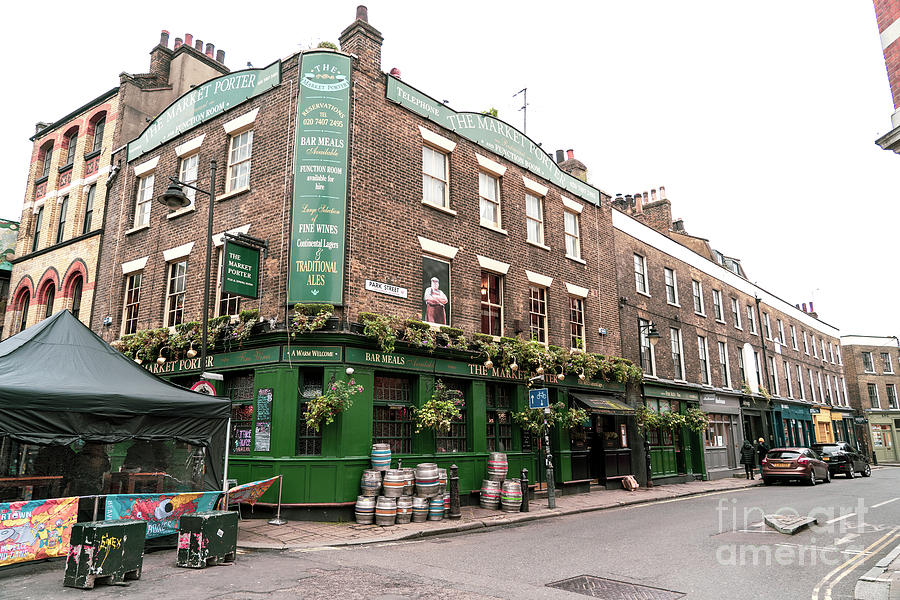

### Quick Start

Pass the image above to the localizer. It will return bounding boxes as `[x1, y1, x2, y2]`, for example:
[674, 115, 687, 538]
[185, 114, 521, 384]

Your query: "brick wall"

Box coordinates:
[874, 0, 900, 112]
[841, 341, 900, 410]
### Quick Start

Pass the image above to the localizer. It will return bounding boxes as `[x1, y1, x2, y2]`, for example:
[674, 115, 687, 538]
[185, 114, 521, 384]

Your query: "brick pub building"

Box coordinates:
[3, 31, 229, 341]
[91, 7, 652, 509]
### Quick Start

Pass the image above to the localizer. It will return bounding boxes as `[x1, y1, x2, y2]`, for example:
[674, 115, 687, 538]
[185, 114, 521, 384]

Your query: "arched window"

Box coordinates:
[64, 128, 79, 167]
[39, 141, 54, 179]
[89, 113, 106, 154]
[44, 286, 55, 319]
[70, 276, 83, 320]
[17, 290, 30, 333]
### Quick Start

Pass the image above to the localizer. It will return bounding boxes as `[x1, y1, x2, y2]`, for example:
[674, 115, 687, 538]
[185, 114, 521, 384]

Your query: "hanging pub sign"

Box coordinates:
[222, 240, 260, 299]
[127, 61, 281, 162]
[288, 51, 352, 304]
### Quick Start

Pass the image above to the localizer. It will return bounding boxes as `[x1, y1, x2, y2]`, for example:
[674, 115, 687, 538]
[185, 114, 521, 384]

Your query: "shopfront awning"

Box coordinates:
[570, 393, 634, 415]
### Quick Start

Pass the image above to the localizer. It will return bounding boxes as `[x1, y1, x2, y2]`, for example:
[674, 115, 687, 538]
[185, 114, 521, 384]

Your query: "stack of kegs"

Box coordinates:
[480, 452, 522, 512]
[356, 460, 464, 526]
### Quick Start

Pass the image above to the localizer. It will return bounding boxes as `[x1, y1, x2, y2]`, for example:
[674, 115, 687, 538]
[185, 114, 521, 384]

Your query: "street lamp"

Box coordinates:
[159, 160, 217, 378]
[638, 321, 660, 347]
[636, 321, 659, 488]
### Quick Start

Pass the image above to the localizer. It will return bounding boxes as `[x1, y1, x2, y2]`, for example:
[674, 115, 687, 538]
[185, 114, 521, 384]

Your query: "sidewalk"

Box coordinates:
[238, 476, 760, 551]
[855, 540, 900, 600]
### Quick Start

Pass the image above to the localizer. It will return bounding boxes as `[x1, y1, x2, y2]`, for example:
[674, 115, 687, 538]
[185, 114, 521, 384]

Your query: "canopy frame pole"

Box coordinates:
[267, 475, 286, 525]
[223, 417, 231, 508]
[92, 495, 99, 521]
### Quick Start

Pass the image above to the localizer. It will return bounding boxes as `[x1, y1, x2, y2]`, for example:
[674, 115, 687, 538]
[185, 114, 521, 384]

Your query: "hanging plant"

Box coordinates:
[402, 319, 436, 350]
[304, 377, 364, 432]
[635, 405, 663, 434]
[413, 379, 463, 434]
[358, 312, 400, 354]
[291, 304, 334, 336]
[661, 411, 688, 431]
[553, 402, 589, 430]
[512, 407, 553, 435]
[684, 407, 710, 433]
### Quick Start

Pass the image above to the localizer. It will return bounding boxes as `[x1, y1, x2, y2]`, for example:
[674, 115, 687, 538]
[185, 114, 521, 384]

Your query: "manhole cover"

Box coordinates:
[547, 575, 685, 599]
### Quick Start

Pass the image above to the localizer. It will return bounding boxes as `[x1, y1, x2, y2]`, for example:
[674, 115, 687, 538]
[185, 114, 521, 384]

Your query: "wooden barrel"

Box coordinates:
[360, 470, 382, 497]
[371, 443, 391, 471]
[355, 495, 376, 524]
[443, 492, 450, 516]
[480, 479, 501, 510]
[402, 468, 416, 496]
[395, 496, 413, 524]
[375, 496, 397, 526]
[415, 463, 440, 498]
[438, 468, 448, 494]
[500, 479, 523, 513]
[428, 497, 444, 521]
[382, 469, 406, 498]
[487, 452, 508, 481]
[411, 497, 429, 522]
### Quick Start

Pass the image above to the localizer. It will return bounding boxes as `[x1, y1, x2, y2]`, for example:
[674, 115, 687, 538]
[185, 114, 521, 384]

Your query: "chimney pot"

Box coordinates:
[635, 192, 644, 214]
[195, 38, 203, 51]
[659, 185, 667, 200]
[205, 42, 214, 57]
[566, 149, 574, 160]
[216, 49, 225, 63]
[174, 37, 183, 49]
[160, 30, 170, 48]
[802, 303, 807, 313]
[389, 67, 401, 78]
[555, 149, 564, 163]
[809, 301, 815, 313]
[356, 5, 368, 22]
[651, 189, 657, 203]
[185, 33, 193, 47]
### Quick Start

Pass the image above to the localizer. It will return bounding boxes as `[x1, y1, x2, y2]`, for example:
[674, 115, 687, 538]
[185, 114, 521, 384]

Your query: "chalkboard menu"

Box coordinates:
[231, 404, 253, 454]
[254, 388, 273, 452]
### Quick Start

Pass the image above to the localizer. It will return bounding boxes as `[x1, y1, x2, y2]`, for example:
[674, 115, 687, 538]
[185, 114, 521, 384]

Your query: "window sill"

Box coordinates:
[715, 319, 726, 325]
[218, 186, 250, 202]
[566, 254, 586, 265]
[527, 240, 551, 252]
[667, 301, 681, 308]
[167, 205, 196, 220]
[695, 312, 706, 318]
[58, 163, 74, 174]
[734, 326, 743, 331]
[479, 222, 508, 236]
[35, 175, 49, 185]
[84, 149, 101, 161]
[125, 224, 150, 235]
[749, 331, 758, 336]
[636, 290, 651, 299]
[422, 200, 457, 216]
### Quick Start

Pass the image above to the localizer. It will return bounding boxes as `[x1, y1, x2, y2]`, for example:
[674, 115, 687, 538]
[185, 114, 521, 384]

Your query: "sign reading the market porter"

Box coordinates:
[288, 52, 351, 304]
[127, 61, 281, 162]
[223, 241, 260, 299]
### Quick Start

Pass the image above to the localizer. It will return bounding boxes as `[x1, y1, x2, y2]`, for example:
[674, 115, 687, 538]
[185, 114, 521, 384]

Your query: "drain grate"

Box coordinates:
[546, 575, 685, 599]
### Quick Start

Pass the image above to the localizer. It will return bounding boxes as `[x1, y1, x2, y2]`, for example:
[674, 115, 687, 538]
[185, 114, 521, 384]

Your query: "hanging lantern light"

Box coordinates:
[186, 342, 197, 359]
[510, 362, 518, 372]
[484, 359, 494, 369]
[536, 365, 544, 375]
[579, 370, 586, 381]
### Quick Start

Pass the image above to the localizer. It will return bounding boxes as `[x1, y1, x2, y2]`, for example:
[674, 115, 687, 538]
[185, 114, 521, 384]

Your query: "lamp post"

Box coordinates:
[637, 321, 660, 487]
[158, 161, 217, 376]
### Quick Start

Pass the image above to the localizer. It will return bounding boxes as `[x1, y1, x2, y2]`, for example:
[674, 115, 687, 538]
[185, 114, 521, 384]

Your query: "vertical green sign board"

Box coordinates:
[288, 52, 351, 304]
[222, 241, 260, 299]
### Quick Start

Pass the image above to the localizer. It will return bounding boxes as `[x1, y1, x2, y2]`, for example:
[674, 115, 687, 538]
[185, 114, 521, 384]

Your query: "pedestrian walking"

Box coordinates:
[756, 437, 769, 466]
[740, 439, 756, 479]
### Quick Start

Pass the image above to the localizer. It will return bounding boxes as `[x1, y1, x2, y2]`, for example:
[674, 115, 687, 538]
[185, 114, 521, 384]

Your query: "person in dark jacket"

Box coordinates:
[739, 439, 756, 479]
[756, 437, 770, 466]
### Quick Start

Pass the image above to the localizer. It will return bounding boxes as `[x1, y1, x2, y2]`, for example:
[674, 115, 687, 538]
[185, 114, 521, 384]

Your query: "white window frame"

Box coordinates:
[812, 335, 819, 358]
[639, 317, 657, 377]
[422, 144, 450, 211]
[790, 324, 798, 350]
[862, 351, 874, 373]
[825, 374, 833, 405]
[178, 153, 199, 209]
[718, 341, 731, 388]
[698, 336, 711, 385]
[777, 319, 785, 345]
[121, 271, 142, 336]
[784, 360, 792, 398]
[731, 298, 742, 329]
[134, 173, 154, 228]
[569, 295, 585, 351]
[525, 193, 545, 246]
[564, 209, 582, 261]
[868, 383, 880, 409]
[808, 369, 816, 402]
[803, 331, 809, 354]
[797, 365, 805, 400]
[829, 343, 835, 364]
[746, 305, 757, 334]
[712, 289, 723, 322]
[671, 327, 685, 381]
[816, 371, 824, 402]
[528, 285, 548, 344]
[692, 280, 705, 315]
[768, 356, 778, 396]
[886, 383, 898, 409]
[226, 129, 253, 193]
[215, 248, 242, 318]
[634, 254, 649, 296]
[763, 312, 772, 340]
[664, 268, 679, 306]
[836, 345, 842, 365]
[884, 352, 895, 374]
[478, 171, 502, 230]
[820, 339, 827, 362]
[165, 259, 188, 327]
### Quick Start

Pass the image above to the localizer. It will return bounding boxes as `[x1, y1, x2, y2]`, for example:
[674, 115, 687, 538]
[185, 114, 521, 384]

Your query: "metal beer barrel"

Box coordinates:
[415, 463, 440, 498]
[480, 479, 501, 510]
[487, 452, 508, 481]
[371, 443, 391, 471]
[395, 496, 413, 524]
[411, 497, 429, 522]
[360, 469, 382, 497]
[375, 496, 397, 526]
[355, 495, 376, 524]
[428, 497, 444, 521]
[500, 479, 523, 512]
[382, 469, 406, 498]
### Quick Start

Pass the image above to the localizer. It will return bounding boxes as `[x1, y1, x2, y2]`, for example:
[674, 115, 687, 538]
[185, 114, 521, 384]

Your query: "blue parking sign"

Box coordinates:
[529, 388, 549, 409]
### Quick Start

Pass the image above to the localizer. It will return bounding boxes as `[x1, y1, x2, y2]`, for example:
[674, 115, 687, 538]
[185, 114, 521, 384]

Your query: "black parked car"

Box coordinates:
[810, 442, 871, 478]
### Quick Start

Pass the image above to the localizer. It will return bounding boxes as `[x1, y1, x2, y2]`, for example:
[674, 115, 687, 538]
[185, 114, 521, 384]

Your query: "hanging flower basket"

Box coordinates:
[304, 378, 364, 432]
[413, 379, 463, 434]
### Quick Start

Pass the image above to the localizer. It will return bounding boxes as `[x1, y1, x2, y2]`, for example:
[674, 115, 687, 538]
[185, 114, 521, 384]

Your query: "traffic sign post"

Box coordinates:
[529, 388, 549, 410]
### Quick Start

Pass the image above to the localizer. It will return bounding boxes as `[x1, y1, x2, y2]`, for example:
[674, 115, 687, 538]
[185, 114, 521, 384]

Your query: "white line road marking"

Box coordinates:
[872, 497, 899, 509]
[825, 513, 856, 524]
[834, 533, 859, 546]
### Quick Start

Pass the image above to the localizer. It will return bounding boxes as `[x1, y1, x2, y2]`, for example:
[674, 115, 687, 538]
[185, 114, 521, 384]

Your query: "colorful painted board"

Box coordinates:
[0, 496, 78, 566]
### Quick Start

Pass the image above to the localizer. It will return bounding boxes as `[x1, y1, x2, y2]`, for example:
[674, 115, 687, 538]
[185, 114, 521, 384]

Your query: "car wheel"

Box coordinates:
[862, 464, 871, 477]
[824, 469, 831, 483]
[808, 470, 817, 486]
[763, 477, 773, 486]
[846, 465, 854, 479]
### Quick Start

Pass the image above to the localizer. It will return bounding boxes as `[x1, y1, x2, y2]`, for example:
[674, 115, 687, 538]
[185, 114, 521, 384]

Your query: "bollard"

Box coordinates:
[644, 438, 654, 488]
[448, 464, 461, 519]
[64, 520, 147, 589]
[520, 468, 529, 513]
[543, 412, 556, 509]
[872, 451, 878, 466]
[176, 511, 238, 568]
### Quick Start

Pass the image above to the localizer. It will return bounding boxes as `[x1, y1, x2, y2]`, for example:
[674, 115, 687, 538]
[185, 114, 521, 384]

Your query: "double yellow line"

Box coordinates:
[811, 526, 900, 600]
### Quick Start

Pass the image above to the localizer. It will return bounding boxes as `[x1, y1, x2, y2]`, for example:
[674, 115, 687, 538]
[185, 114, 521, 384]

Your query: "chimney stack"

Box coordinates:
[356, 4, 369, 21]
[185, 33, 193, 48]
[205, 42, 215, 58]
[159, 30, 170, 48]
[174, 37, 183, 49]
[566, 149, 574, 160]
[195, 38, 203, 52]
[216, 49, 225, 63]
[339, 4, 383, 74]
[556, 149, 565, 163]
[635, 192, 643, 214]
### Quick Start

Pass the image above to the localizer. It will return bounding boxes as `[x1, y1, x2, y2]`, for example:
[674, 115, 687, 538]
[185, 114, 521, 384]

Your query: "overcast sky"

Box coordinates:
[5, 1, 897, 339]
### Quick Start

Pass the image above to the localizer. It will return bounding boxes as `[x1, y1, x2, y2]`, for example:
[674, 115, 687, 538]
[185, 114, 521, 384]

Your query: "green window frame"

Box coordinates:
[486, 384, 513, 452]
[225, 372, 255, 455]
[373, 375, 414, 454]
[296, 369, 323, 455]
[436, 379, 467, 453]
